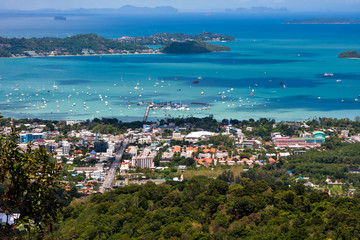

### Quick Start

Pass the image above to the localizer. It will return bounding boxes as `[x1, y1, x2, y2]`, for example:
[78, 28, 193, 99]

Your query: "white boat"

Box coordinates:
[336, 79, 342, 82]
[323, 73, 334, 77]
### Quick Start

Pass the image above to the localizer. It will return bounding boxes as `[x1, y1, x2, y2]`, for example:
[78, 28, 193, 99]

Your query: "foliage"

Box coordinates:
[160, 40, 231, 54]
[338, 50, 360, 59]
[47, 176, 360, 240]
[0, 128, 64, 236]
[0, 34, 147, 57]
[116, 32, 235, 45]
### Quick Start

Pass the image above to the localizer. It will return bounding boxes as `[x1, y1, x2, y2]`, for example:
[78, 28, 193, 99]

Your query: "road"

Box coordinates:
[99, 138, 129, 193]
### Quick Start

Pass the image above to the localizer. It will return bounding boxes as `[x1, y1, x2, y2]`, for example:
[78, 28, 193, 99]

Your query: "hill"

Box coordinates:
[160, 40, 231, 54]
[0, 34, 148, 57]
[45, 177, 360, 239]
[116, 32, 235, 45]
[338, 50, 360, 59]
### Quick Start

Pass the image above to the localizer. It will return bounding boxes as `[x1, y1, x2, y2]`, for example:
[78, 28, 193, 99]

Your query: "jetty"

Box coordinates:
[143, 103, 152, 122]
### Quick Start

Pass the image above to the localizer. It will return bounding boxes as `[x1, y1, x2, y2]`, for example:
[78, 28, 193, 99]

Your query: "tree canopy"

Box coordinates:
[0, 127, 64, 237]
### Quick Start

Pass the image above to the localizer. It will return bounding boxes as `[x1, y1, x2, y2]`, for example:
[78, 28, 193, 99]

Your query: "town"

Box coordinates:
[2, 116, 360, 200]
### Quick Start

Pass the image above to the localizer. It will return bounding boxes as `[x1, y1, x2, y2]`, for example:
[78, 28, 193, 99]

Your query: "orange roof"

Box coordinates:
[203, 148, 210, 153]
[210, 148, 216, 153]
[241, 158, 250, 162]
[196, 158, 213, 165]
[250, 156, 255, 160]
[173, 146, 181, 152]
[65, 185, 70, 188]
[268, 158, 276, 163]
[226, 158, 233, 162]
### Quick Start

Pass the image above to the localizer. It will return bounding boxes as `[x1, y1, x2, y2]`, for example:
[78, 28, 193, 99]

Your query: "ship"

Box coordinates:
[192, 80, 199, 84]
[54, 16, 66, 21]
[323, 73, 334, 77]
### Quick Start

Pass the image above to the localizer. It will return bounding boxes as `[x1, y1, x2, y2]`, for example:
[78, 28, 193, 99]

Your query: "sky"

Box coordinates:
[1, 0, 360, 12]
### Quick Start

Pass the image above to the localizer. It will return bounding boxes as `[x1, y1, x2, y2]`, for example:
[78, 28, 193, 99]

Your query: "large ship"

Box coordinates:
[323, 73, 334, 77]
[54, 16, 66, 21]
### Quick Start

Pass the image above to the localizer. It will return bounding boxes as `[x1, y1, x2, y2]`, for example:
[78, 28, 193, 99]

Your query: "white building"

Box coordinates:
[62, 141, 70, 156]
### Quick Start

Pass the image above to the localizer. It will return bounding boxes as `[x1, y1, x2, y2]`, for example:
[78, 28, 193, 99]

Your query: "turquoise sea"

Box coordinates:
[0, 14, 360, 121]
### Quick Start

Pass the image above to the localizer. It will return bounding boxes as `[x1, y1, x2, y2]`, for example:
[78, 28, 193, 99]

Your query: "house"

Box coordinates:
[303, 181, 317, 188]
[120, 162, 131, 171]
[0, 213, 20, 225]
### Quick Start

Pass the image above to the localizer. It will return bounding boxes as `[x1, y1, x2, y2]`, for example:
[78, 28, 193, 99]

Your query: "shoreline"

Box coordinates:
[0, 51, 163, 59]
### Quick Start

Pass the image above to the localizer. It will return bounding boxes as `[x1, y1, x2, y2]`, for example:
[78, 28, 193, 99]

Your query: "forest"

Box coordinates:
[46, 176, 360, 239]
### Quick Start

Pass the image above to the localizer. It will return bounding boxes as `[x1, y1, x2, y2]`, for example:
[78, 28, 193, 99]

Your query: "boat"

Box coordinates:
[336, 79, 342, 82]
[54, 16, 66, 20]
[324, 73, 334, 77]
[192, 80, 199, 84]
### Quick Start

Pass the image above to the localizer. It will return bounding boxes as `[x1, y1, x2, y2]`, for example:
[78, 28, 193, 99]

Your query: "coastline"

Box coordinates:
[0, 51, 163, 59]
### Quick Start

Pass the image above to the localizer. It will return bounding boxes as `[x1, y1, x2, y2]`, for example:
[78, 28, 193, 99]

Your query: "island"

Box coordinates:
[0, 32, 233, 58]
[284, 18, 360, 24]
[159, 40, 231, 54]
[0, 34, 150, 58]
[338, 50, 360, 59]
[115, 32, 235, 45]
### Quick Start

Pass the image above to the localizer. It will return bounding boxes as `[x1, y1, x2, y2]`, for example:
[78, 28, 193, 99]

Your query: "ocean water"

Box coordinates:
[0, 14, 360, 121]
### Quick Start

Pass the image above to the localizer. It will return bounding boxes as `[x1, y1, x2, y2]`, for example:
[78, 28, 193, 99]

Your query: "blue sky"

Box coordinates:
[1, 0, 360, 12]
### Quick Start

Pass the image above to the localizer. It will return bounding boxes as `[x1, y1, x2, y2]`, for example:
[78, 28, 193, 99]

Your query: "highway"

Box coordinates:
[99, 138, 129, 193]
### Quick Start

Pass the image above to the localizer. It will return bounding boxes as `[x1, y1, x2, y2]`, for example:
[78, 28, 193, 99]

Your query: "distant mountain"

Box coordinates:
[234, 7, 289, 13]
[160, 40, 231, 54]
[116, 5, 178, 15]
[0, 5, 178, 15]
[284, 18, 360, 24]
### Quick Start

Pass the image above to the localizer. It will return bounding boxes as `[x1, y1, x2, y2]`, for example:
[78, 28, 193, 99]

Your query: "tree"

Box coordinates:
[0, 127, 64, 237]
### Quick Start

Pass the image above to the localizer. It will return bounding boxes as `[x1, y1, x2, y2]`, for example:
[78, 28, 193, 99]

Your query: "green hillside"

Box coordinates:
[160, 40, 231, 54]
[0, 34, 147, 57]
[338, 50, 360, 58]
[46, 177, 360, 239]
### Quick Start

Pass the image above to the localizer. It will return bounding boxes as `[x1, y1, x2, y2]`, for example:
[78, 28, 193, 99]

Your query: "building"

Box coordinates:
[143, 124, 152, 132]
[185, 131, 215, 142]
[94, 141, 108, 152]
[0, 213, 20, 225]
[133, 148, 156, 168]
[312, 131, 326, 139]
[273, 135, 324, 148]
[19, 133, 44, 143]
[62, 141, 70, 156]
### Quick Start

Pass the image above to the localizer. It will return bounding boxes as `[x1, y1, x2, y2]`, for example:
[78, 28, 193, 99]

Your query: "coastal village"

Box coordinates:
[2, 117, 360, 198]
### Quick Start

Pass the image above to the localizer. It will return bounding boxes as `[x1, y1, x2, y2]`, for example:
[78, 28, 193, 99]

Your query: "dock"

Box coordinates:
[143, 103, 152, 122]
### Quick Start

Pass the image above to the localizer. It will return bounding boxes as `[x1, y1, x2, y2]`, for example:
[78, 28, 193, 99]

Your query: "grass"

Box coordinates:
[182, 165, 243, 180]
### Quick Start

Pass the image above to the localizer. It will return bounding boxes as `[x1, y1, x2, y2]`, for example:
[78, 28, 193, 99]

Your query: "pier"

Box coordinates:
[143, 103, 152, 122]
